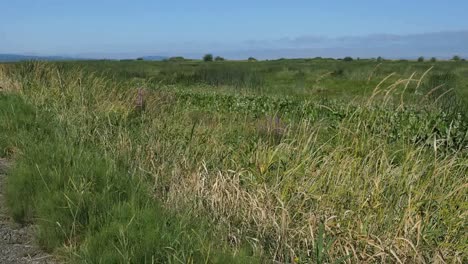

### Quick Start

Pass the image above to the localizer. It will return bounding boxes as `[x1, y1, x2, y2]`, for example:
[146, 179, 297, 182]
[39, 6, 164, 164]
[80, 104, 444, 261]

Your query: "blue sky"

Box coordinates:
[1, 0, 467, 59]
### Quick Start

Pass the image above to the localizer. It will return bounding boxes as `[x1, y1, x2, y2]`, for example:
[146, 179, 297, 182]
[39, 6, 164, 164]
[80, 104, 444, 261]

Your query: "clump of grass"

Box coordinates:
[331, 68, 345, 77]
[421, 72, 467, 116]
[256, 114, 288, 145]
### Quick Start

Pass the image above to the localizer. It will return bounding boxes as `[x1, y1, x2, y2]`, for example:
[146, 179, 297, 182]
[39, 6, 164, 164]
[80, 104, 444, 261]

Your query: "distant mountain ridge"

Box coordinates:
[0, 54, 79, 62]
[142, 55, 167, 61]
[0, 54, 168, 62]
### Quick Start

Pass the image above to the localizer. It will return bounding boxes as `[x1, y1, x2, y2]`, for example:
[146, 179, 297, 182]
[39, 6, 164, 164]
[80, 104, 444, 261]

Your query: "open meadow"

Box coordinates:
[0, 58, 467, 263]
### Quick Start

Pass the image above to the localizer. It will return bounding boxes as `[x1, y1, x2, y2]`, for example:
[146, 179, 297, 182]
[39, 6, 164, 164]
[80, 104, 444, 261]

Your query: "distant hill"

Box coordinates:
[142, 55, 168, 61]
[0, 54, 168, 62]
[0, 54, 79, 62]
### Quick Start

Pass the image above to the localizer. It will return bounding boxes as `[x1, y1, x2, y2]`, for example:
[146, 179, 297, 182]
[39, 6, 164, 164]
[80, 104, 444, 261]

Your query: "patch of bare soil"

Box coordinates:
[0, 159, 57, 264]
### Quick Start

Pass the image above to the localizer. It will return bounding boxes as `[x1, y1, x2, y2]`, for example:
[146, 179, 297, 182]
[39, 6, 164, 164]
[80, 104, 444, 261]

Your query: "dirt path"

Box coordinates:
[0, 159, 57, 264]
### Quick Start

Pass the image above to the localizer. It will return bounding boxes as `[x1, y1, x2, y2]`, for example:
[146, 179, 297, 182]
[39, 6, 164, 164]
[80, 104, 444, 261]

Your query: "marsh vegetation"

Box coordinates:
[0, 58, 467, 263]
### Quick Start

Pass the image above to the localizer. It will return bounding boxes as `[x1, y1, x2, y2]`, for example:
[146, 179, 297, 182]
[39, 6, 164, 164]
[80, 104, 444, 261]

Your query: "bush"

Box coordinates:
[136, 57, 144, 61]
[452, 55, 461, 61]
[167, 56, 185, 62]
[331, 68, 344, 77]
[248, 57, 257, 62]
[215, 56, 225, 61]
[343, 56, 353, 62]
[430, 57, 437, 62]
[203, 54, 213, 62]
[417, 56, 424, 62]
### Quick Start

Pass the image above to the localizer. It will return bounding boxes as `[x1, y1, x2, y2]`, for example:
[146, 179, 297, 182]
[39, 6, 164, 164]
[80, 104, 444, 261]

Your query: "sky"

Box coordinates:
[1, 0, 468, 59]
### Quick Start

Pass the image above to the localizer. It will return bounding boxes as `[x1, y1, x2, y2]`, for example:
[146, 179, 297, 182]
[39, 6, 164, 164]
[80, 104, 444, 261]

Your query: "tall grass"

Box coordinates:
[0, 63, 259, 263]
[0, 61, 467, 263]
[168, 64, 265, 89]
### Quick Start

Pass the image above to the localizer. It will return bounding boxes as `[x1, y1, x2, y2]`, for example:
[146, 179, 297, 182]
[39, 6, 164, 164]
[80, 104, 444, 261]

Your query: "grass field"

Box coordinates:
[0, 58, 467, 263]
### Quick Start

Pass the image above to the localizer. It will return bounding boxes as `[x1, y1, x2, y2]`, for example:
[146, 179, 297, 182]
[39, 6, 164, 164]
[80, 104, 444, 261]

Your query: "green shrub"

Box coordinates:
[203, 54, 213, 62]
